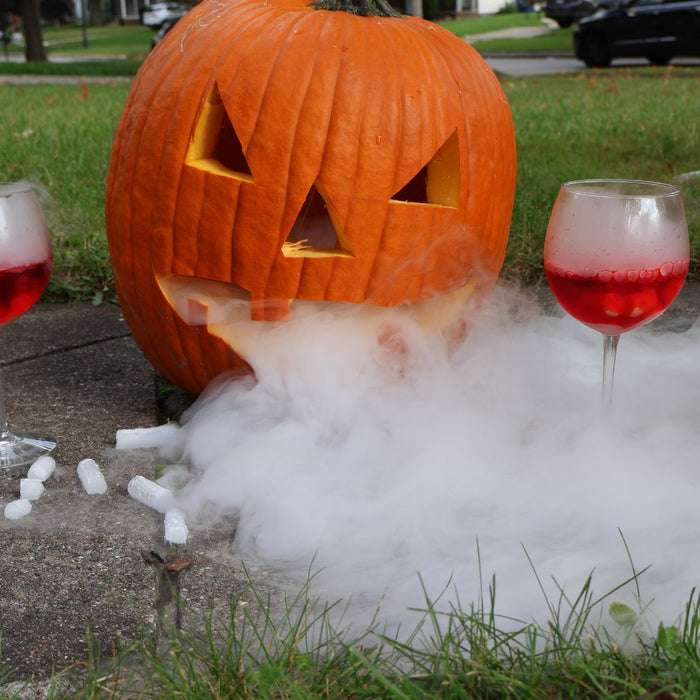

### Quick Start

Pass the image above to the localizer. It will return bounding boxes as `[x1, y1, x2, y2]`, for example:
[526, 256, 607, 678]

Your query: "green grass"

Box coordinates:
[41, 23, 154, 56]
[0, 59, 142, 75]
[470, 27, 574, 53]
[12, 569, 700, 698]
[0, 82, 131, 302]
[437, 12, 576, 54]
[4, 22, 154, 58]
[437, 11, 548, 37]
[501, 68, 700, 284]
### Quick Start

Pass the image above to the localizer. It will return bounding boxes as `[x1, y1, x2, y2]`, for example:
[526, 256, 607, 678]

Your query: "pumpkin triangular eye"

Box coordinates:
[185, 82, 253, 182]
[282, 182, 354, 258]
[389, 132, 460, 209]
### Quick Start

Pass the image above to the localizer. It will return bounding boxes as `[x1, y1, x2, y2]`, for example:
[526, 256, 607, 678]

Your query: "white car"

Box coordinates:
[141, 3, 188, 29]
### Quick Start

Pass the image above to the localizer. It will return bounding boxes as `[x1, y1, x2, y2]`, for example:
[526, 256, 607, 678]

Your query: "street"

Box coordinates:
[485, 55, 700, 76]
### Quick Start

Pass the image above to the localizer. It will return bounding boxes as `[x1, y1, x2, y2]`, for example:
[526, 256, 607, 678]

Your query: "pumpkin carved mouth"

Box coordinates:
[157, 273, 477, 364]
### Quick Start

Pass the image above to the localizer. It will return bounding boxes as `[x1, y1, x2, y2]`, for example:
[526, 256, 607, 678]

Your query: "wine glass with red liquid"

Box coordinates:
[0, 183, 56, 468]
[544, 180, 689, 405]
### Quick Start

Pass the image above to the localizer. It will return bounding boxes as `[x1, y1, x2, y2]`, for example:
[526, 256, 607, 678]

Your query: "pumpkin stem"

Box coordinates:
[310, 0, 401, 18]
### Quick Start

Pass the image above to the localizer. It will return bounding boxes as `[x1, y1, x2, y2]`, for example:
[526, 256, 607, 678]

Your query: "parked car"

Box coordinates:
[545, 0, 618, 27]
[575, 0, 700, 66]
[141, 2, 188, 29]
[151, 17, 180, 47]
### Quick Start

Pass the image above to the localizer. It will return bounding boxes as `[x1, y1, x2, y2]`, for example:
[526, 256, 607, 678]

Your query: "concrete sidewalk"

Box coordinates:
[0, 301, 286, 695]
[462, 17, 558, 44]
[1, 287, 700, 694]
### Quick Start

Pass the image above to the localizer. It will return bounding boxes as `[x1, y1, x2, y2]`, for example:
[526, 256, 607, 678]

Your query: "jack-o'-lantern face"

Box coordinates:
[166, 80, 467, 320]
[106, 0, 516, 394]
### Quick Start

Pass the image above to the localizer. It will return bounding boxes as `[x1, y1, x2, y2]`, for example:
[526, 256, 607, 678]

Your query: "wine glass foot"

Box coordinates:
[0, 434, 56, 470]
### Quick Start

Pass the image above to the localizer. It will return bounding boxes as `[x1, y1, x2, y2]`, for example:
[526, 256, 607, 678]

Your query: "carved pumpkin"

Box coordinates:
[106, 0, 517, 395]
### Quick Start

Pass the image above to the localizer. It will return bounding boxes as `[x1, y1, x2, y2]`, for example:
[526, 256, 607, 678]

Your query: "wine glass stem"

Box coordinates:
[602, 334, 620, 406]
[0, 367, 11, 440]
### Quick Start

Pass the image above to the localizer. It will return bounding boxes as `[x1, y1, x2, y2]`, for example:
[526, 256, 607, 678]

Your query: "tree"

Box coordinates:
[88, 0, 100, 25]
[20, 0, 47, 61]
[405, 0, 422, 15]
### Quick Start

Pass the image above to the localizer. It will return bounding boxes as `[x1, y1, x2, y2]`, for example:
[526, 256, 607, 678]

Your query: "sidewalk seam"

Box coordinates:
[0, 331, 134, 368]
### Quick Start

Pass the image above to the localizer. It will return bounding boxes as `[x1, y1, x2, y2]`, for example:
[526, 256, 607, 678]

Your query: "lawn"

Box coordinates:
[501, 67, 700, 283]
[4, 22, 154, 58]
[0, 82, 131, 301]
[470, 27, 574, 53]
[437, 10, 548, 36]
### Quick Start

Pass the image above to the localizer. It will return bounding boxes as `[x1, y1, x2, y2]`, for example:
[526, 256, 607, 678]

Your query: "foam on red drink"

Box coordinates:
[544, 259, 688, 335]
[0, 257, 52, 326]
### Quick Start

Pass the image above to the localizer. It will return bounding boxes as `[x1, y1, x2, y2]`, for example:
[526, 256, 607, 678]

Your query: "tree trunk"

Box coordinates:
[89, 0, 102, 25]
[20, 0, 47, 62]
[406, 0, 422, 17]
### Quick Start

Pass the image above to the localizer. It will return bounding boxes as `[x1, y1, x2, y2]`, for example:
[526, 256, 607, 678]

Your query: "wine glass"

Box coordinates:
[544, 179, 689, 405]
[0, 182, 56, 468]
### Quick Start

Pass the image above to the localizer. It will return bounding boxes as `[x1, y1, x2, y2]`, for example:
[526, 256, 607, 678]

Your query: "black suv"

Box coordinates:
[545, 0, 618, 28]
[574, 0, 700, 67]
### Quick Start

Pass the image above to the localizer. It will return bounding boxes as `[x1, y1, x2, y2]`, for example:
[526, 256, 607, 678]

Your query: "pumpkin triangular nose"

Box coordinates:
[282, 182, 354, 259]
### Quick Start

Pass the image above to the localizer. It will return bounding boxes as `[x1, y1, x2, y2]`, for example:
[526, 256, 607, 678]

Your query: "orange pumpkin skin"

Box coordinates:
[106, 0, 517, 395]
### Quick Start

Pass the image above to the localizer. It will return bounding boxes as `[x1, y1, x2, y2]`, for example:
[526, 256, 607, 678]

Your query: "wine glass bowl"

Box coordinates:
[544, 179, 689, 404]
[0, 184, 53, 326]
[0, 182, 56, 468]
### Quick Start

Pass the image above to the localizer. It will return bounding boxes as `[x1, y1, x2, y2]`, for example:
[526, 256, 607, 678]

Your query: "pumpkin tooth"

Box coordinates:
[409, 278, 478, 334]
[250, 297, 291, 322]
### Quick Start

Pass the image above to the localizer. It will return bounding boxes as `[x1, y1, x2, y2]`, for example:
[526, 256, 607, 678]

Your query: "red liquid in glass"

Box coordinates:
[544, 259, 688, 335]
[0, 258, 52, 326]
